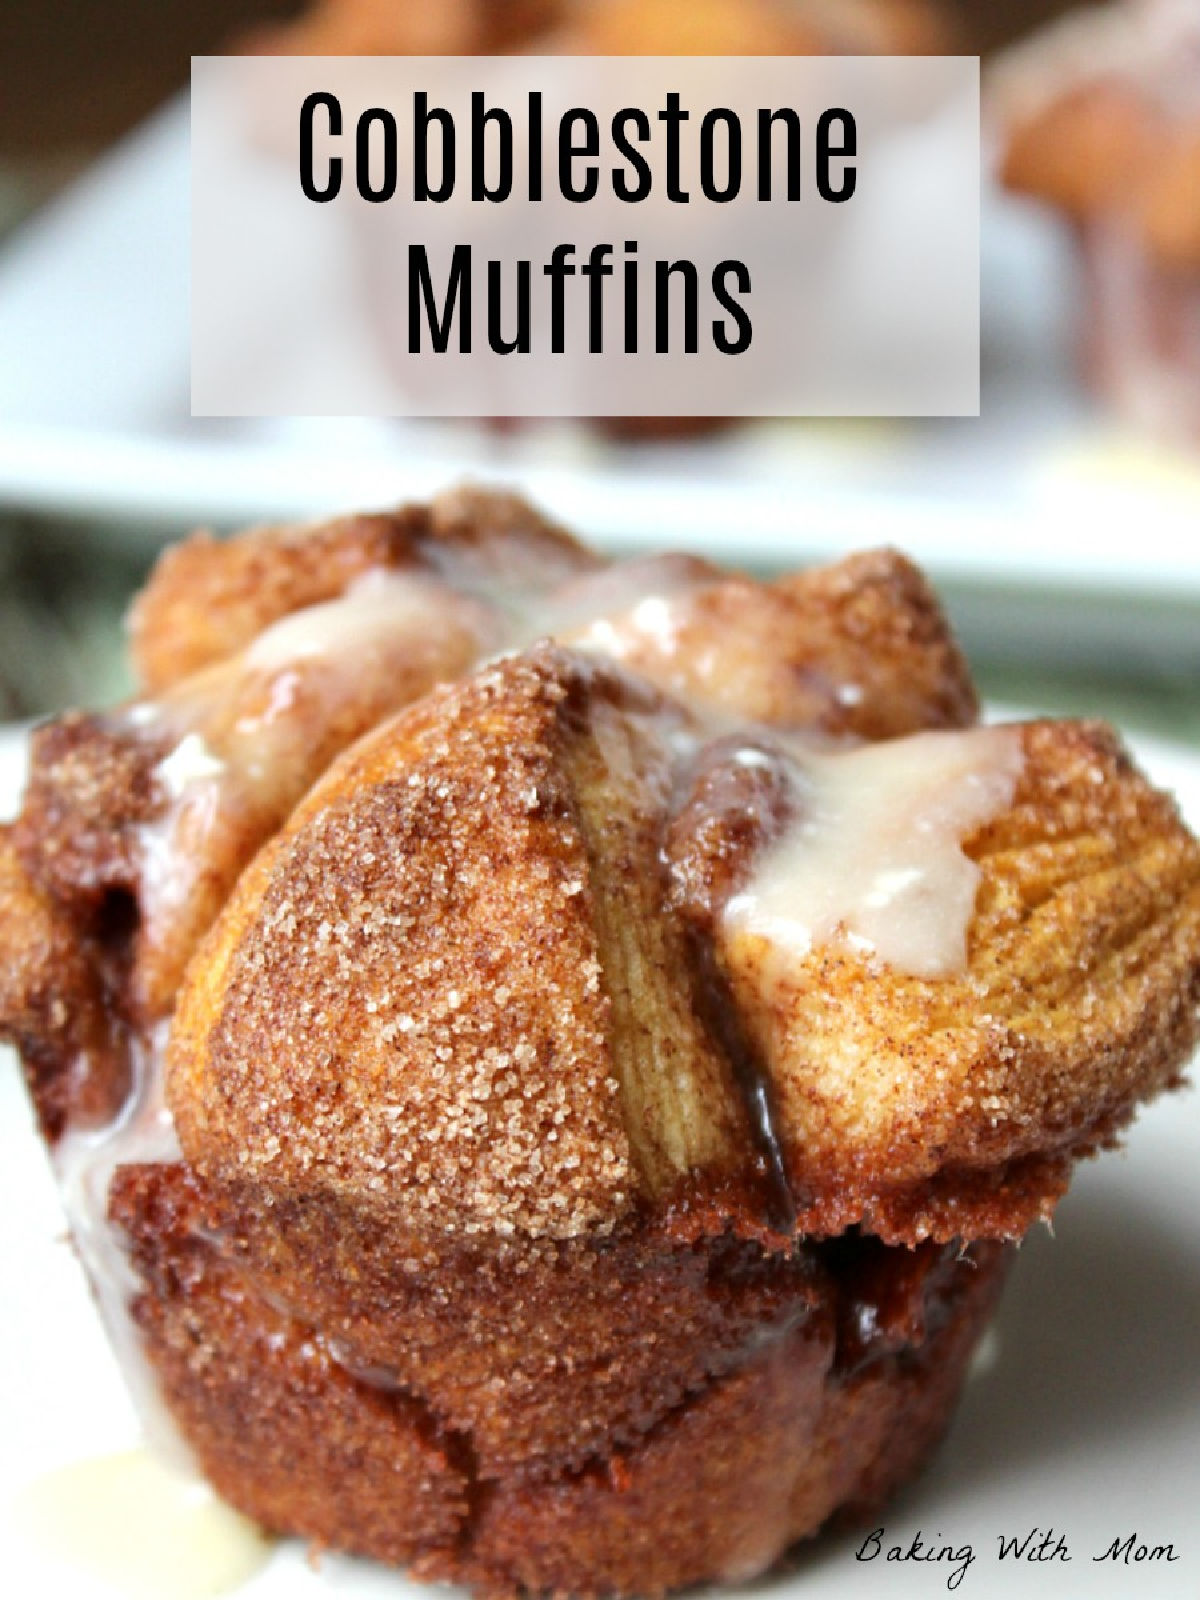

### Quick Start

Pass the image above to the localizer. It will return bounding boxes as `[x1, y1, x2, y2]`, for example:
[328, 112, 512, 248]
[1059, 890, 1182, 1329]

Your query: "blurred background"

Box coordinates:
[0, 0, 1197, 744]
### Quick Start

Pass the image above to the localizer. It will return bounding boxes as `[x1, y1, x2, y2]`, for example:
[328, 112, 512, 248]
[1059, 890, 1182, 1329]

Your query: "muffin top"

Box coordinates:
[3, 490, 1199, 1253]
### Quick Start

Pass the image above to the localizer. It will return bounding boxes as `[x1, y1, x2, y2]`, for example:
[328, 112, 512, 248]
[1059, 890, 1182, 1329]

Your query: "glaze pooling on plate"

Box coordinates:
[15, 1448, 271, 1600]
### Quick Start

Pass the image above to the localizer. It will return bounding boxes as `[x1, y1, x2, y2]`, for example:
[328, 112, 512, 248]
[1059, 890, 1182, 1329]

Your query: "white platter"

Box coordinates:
[2, 94, 1200, 638]
[0, 716, 1198, 1597]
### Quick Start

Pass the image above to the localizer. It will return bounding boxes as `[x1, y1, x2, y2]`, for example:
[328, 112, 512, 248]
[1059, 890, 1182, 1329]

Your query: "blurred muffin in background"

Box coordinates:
[241, 0, 561, 55]
[243, 0, 955, 444]
[245, 0, 955, 58]
[545, 0, 954, 55]
[996, 0, 1200, 443]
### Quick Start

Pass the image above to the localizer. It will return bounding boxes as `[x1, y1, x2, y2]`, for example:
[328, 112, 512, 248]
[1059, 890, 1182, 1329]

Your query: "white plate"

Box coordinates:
[1, 714, 1198, 1598]
[3, 94, 1200, 632]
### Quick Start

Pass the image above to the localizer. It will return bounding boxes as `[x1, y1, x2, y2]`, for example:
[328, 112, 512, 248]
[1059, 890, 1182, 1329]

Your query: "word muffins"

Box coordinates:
[3, 489, 1198, 1595]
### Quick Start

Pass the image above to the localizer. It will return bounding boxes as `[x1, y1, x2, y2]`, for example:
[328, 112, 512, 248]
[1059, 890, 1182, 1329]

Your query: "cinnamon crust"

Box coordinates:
[111, 1159, 1007, 1596]
[169, 646, 1200, 1250]
[719, 718, 1200, 1241]
[459, 1249, 1003, 1599]
[2, 489, 1197, 1595]
[128, 488, 593, 695]
[0, 827, 126, 1140]
[565, 546, 979, 737]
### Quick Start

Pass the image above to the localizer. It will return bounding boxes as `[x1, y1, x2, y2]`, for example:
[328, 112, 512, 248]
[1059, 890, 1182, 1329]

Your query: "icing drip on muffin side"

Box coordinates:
[45, 543, 1024, 1476]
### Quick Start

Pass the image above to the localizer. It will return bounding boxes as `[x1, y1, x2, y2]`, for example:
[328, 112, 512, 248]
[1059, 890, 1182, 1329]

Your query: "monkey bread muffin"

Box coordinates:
[2, 488, 1198, 1596]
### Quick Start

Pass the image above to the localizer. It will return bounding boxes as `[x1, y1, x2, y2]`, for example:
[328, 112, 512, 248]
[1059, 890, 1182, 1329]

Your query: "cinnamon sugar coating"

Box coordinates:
[145, 1177, 824, 1477]
[168, 650, 769, 1234]
[129, 487, 594, 695]
[113, 1165, 470, 1565]
[170, 652, 635, 1238]
[25, 493, 592, 1025]
[0, 828, 126, 1139]
[2, 488, 1198, 1597]
[170, 645, 1199, 1248]
[110, 1159, 1006, 1596]
[577, 546, 978, 737]
[15, 712, 167, 913]
[460, 1249, 1002, 1600]
[721, 718, 1200, 1241]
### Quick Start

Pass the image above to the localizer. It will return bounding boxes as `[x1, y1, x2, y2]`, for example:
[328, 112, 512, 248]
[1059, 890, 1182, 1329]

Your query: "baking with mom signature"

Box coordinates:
[855, 1527, 1180, 1591]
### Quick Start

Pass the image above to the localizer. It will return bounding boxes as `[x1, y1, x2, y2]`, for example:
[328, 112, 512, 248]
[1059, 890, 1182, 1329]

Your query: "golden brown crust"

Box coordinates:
[8, 500, 1197, 1256]
[462, 1249, 1002, 1599]
[771, 546, 979, 737]
[27, 495, 595, 1024]
[166, 1182, 823, 1476]
[168, 648, 1200, 1252]
[128, 512, 424, 695]
[17, 519, 977, 1046]
[129, 488, 594, 695]
[111, 1159, 1006, 1596]
[14, 713, 166, 913]
[722, 719, 1200, 1241]
[567, 546, 977, 738]
[167, 651, 633, 1237]
[0, 827, 126, 1139]
[114, 1166, 469, 1564]
[168, 649, 760, 1235]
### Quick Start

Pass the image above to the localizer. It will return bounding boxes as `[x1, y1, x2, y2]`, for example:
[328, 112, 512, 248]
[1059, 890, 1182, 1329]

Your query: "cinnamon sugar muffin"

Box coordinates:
[3, 488, 1198, 1596]
[996, 0, 1200, 439]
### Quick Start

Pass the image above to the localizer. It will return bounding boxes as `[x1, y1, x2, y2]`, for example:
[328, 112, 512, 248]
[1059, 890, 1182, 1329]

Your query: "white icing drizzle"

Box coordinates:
[42, 541, 1026, 1539]
[522, 553, 710, 659]
[128, 569, 503, 996]
[136, 739, 226, 941]
[54, 1024, 192, 1467]
[127, 556, 709, 974]
[243, 568, 471, 670]
[16, 1448, 270, 1600]
[50, 567, 516, 1493]
[725, 727, 1024, 979]
[154, 731, 226, 794]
